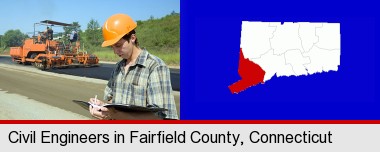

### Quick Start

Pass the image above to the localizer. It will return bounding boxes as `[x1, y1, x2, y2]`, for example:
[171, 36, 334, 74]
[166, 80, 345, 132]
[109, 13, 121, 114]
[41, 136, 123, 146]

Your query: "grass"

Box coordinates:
[90, 47, 117, 61]
[149, 49, 180, 66]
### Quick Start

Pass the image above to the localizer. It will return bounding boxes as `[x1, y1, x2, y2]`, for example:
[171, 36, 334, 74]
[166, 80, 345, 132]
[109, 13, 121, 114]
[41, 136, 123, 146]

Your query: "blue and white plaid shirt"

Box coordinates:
[104, 49, 178, 119]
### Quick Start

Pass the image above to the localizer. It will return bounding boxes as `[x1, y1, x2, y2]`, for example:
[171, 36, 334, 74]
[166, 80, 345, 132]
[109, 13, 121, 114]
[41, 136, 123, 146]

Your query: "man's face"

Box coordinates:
[111, 38, 133, 60]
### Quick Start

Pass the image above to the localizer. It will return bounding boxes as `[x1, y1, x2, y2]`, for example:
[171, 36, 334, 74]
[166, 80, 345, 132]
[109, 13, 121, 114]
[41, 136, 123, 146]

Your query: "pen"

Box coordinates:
[94, 95, 102, 111]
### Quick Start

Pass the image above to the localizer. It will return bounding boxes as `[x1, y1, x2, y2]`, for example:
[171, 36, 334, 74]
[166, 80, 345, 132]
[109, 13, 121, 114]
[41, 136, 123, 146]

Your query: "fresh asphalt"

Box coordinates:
[0, 55, 180, 91]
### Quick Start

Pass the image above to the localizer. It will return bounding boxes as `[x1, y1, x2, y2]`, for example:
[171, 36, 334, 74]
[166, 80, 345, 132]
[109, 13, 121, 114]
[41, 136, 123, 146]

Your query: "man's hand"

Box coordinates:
[88, 98, 115, 120]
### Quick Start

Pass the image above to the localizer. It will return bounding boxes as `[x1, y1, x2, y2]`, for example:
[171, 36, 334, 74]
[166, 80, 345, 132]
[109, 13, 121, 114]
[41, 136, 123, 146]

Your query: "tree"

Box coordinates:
[0, 35, 3, 48]
[85, 19, 102, 47]
[137, 20, 143, 26]
[2, 29, 28, 47]
[149, 15, 154, 21]
[170, 10, 179, 15]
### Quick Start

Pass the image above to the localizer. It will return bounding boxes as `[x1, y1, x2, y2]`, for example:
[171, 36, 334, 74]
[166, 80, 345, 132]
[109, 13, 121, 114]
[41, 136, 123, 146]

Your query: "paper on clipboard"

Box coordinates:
[72, 100, 168, 112]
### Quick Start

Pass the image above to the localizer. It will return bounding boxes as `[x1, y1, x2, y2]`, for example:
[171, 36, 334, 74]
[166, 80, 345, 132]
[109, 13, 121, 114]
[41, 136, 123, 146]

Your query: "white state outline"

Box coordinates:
[240, 21, 341, 83]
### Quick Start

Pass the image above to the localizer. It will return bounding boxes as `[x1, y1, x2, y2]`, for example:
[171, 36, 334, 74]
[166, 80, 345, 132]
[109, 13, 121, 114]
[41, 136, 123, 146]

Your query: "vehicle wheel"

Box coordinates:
[42, 58, 48, 70]
[30, 53, 38, 66]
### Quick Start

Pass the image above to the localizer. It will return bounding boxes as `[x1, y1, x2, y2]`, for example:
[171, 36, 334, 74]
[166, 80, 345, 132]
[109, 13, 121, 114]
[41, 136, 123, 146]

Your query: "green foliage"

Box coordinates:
[149, 49, 180, 65]
[63, 22, 81, 34]
[1, 29, 28, 47]
[84, 19, 102, 47]
[63, 22, 81, 44]
[136, 13, 180, 54]
[0, 34, 8, 54]
[80, 12, 180, 65]
[0, 35, 3, 47]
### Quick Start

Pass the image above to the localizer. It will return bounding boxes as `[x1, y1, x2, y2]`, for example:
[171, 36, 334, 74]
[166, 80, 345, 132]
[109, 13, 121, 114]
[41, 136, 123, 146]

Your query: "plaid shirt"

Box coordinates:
[104, 50, 178, 119]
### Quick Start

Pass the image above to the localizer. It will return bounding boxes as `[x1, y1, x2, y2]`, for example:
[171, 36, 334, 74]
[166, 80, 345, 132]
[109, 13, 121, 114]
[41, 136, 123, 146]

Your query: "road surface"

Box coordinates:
[0, 55, 180, 91]
[0, 61, 180, 119]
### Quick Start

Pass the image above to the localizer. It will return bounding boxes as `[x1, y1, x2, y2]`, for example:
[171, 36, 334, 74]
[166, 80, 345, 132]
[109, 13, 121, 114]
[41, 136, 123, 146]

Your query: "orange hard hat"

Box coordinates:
[102, 14, 137, 47]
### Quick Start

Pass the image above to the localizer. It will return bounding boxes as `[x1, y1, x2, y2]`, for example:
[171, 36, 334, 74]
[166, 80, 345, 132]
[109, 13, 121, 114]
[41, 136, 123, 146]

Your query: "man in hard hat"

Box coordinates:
[89, 14, 178, 120]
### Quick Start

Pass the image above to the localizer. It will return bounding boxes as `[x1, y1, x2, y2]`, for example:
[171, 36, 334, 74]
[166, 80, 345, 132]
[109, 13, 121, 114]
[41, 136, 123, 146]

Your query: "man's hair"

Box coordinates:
[122, 30, 139, 47]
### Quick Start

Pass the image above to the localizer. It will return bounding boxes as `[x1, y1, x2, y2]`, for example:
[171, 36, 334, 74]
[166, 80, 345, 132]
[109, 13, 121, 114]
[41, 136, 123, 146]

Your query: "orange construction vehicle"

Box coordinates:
[9, 20, 99, 70]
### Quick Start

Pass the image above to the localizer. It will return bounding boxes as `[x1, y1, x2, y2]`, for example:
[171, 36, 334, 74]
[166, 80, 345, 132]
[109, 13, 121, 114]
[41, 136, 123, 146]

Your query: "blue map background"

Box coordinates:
[180, 0, 379, 119]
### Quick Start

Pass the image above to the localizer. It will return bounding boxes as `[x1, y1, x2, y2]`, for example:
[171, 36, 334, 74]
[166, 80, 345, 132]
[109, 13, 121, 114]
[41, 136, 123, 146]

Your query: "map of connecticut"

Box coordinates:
[229, 21, 341, 94]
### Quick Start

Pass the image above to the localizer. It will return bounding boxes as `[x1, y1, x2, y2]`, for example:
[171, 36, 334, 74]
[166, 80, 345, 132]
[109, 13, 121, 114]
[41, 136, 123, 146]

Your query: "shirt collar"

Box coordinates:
[120, 49, 148, 68]
[135, 49, 148, 67]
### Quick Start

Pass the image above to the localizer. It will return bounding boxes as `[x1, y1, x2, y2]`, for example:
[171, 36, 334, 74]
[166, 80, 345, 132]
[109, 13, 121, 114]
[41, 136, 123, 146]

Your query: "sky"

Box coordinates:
[0, 0, 180, 35]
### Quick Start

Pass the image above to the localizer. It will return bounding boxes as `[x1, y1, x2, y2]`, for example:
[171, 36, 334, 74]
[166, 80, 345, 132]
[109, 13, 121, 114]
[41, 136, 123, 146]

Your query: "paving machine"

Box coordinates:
[10, 20, 99, 70]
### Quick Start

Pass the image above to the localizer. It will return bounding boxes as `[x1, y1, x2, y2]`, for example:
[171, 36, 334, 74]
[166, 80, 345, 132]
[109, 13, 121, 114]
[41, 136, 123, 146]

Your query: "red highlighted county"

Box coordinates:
[229, 48, 266, 94]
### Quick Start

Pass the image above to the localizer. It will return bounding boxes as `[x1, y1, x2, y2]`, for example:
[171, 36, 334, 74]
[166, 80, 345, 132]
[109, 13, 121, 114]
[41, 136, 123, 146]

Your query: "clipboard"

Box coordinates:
[72, 100, 168, 112]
